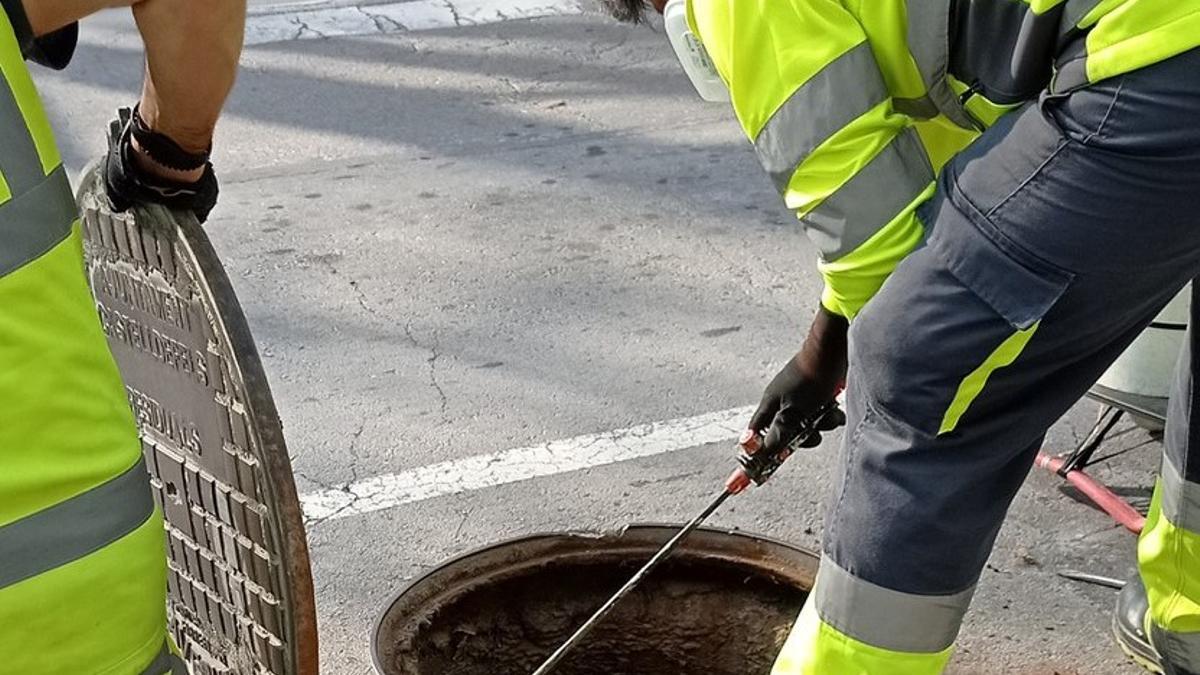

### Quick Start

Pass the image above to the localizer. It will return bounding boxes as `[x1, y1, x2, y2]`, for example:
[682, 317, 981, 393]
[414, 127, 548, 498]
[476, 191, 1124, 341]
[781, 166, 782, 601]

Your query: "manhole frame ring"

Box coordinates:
[370, 524, 819, 675]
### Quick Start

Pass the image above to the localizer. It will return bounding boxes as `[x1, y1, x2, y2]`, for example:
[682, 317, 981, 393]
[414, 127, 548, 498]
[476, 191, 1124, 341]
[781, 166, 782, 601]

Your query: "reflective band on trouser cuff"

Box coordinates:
[140, 639, 188, 675]
[754, 40, 890, 193]
[0, 456, 155, 589]
[1138, 481, 1200, 672]
[815, 555, 973, 654]
[939, 323, 1040, 435]
[1161, 455, 1200, 533]
[0, 167, 76, 278]
[801, 127, 934, 261]
[771, 556, 964, 675]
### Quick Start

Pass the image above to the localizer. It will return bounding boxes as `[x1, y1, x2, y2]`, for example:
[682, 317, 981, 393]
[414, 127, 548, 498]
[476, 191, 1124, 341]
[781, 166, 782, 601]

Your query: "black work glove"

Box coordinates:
[745, 306, 850, 455]
[104, 107, 219, 223]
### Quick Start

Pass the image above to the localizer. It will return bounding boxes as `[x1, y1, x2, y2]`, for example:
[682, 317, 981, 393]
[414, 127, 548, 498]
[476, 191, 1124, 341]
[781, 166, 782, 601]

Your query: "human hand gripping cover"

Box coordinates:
[103, 107, 220, 223]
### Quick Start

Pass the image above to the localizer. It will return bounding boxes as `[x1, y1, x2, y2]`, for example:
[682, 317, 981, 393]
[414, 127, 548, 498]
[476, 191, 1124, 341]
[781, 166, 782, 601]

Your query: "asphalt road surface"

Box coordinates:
[35, 3, 1159, 673]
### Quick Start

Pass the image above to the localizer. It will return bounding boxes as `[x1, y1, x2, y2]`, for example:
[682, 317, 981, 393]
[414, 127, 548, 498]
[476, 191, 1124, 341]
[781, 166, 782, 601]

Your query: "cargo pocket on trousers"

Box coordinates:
[925, 179, 1074, 331]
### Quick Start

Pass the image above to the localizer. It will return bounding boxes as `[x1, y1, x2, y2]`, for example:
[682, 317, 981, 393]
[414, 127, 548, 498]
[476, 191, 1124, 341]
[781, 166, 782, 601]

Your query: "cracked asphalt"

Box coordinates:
[35, 6, 1159, 674]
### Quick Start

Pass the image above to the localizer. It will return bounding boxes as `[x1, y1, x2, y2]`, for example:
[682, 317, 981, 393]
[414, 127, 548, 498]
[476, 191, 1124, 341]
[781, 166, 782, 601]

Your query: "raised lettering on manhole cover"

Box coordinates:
[78, 166, 318, 675]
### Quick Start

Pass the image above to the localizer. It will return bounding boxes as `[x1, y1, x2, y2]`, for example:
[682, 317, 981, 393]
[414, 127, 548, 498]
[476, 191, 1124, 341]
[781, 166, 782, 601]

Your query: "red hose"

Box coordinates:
[1035, 452, 1145, 534]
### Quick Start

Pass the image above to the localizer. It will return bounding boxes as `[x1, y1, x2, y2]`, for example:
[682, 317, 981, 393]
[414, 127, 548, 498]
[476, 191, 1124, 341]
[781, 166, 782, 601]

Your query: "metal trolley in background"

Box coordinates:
[1037, 287, 1189, 534]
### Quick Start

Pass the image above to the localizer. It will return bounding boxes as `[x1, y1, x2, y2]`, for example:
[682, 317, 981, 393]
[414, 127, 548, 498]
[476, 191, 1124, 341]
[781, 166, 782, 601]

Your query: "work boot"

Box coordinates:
[1114, 576, 1164, 674]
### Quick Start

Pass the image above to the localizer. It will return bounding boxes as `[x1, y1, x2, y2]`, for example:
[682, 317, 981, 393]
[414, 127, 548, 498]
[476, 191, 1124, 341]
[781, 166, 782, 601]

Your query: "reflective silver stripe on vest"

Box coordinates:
[1060, 0, 1104, 36]
[0, 166, 76, 277]
[802, 126, 933, 261]
[0, 456, 155, 590]
[754, 41, 890, 193]
[814, 555, 974, 653]
[904, 0, 948, 90]
[140, 639, 188, 675]
[905, 0, 981, 131]
[0, 71, 49, 195]
[1160, 454, 1200, 533]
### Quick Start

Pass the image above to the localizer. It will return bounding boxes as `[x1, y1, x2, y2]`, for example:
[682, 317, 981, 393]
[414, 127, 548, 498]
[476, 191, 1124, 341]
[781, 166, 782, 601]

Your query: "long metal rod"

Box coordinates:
[530, 489, 734, 675]
[1057, 569, 1126, 590]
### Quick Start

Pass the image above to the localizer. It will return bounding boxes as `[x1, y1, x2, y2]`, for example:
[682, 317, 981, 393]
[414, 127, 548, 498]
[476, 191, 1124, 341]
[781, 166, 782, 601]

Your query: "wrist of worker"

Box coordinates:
[130, 138, 206, 184]
[794, 305, 849, 381]
[127, 104, 211, 184]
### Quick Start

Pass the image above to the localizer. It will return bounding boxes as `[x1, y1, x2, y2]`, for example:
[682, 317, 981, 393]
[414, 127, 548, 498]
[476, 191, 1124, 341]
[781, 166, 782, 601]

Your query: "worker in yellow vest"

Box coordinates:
[604, 1, 1200, 673]
[0, 1, 244, 672]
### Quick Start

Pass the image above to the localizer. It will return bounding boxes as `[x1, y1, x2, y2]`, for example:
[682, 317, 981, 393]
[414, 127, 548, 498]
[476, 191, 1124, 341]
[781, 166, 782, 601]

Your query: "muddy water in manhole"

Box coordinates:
[373, 527, 817, 675]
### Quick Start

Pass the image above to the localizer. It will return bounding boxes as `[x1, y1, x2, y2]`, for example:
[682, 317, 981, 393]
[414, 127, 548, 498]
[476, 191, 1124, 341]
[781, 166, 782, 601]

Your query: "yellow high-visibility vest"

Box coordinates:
[687, 0, 1200, 319]
[0, 9, 179, 675]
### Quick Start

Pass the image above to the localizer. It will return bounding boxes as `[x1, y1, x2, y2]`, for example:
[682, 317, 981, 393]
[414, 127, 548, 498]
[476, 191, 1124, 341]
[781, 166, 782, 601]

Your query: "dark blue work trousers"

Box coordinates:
[821, 45, 1200, 672]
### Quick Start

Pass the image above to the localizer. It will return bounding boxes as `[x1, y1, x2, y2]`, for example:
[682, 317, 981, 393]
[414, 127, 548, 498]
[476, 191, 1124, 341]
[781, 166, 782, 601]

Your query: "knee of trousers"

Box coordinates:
[831, 255, 1047, 594]
[845, 236, 1054, 442]
[822, 382, 1027, 597]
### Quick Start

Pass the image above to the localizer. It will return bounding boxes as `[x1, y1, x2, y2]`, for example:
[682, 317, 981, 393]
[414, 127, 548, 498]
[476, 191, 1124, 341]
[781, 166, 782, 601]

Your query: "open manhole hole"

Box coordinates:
[373, 525, 818, 675]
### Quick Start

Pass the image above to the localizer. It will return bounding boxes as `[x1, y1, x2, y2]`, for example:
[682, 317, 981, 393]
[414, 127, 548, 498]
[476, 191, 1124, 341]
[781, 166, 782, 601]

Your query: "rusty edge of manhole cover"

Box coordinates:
[77, 164, 319, 675]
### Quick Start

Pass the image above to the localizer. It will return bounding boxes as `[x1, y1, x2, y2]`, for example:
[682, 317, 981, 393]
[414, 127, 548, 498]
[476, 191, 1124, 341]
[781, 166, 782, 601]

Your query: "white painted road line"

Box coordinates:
[245, 0, 584, 45]
[301, 405, 755, 522]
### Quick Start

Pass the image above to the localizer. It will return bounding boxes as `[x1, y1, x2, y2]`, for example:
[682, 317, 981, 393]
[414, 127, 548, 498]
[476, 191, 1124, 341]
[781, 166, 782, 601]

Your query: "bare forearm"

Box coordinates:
[22, 0, 244, 159]
[133, 0, 245, 155]
[21, 0, 133, 36]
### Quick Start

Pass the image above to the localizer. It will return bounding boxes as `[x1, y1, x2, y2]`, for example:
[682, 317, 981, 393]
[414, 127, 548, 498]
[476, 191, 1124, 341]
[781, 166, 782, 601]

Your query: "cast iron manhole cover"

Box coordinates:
[78, 166, 318, 675]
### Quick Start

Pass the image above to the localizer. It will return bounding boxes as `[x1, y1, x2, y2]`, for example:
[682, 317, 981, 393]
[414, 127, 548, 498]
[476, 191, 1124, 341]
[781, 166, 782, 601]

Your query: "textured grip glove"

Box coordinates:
[103, 108, 219, 223]
[747, 306, 849, 455]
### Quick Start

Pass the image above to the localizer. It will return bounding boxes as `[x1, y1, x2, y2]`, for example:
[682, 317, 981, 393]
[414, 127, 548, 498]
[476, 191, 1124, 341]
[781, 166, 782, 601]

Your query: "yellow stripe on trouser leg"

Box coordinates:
[1138, 480, 1200, 669]
[772, 594, 953, 675]
[939, 323, 1040, 435]
[0, 228, 171, 674]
